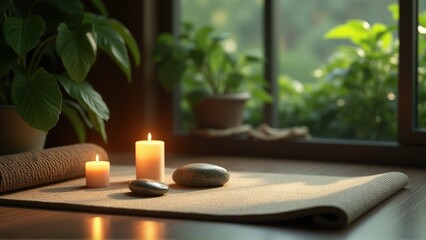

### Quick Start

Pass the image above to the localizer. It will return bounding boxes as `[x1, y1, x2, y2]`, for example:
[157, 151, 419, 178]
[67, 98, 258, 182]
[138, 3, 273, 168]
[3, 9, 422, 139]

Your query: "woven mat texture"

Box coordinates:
[0, 165, 408, 228]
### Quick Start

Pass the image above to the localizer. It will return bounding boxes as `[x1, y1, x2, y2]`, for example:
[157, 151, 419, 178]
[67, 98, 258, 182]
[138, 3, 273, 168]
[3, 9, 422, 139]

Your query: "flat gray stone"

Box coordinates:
[128, 179, 169, 197]
[172, 163, 230, 187]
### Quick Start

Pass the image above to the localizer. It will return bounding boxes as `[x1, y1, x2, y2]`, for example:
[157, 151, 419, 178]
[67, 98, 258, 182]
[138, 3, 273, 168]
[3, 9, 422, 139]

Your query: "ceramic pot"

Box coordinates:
[192, 92, 250, 129]
[0, 105, 47, 155]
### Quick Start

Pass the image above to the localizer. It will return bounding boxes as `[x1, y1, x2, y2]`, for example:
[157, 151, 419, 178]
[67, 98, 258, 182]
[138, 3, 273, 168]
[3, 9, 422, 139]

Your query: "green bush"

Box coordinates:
[278, 3, 403, 141]
[179, 2, 426, 140]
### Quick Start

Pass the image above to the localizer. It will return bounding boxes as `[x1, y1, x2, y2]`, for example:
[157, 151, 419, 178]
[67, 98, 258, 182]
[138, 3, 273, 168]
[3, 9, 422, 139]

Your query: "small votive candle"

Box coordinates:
[135, 132, 165, 182]
[85, 154, 110, 188]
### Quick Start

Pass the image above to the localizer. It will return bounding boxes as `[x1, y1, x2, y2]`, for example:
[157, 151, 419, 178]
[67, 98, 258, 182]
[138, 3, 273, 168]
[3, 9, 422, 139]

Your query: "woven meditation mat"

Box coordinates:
[0, 144, 108, 193]
[0, 165, 408, 228]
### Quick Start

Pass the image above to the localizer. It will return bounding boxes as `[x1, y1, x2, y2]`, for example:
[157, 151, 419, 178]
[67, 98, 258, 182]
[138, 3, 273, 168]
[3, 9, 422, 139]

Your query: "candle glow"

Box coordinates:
[85, 154, 110, 188]
[133, 221, 165, 240]
[91, 217, 103, 240]
[135, 132, 165, 181]
[87, 216, 110, 240]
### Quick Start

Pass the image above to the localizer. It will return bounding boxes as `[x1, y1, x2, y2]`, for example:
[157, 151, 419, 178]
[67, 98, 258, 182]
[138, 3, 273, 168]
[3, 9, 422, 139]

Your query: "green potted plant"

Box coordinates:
[153, 23, 270, 129]
[0, 0, 140, 154]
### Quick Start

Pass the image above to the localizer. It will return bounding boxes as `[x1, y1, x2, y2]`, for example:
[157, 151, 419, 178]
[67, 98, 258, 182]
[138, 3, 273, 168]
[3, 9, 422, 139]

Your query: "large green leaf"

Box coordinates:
[194, 26, 214, 49]
[84, 14, 140, 81]
[107, 19, 141, 66]
[419, 12, 426, 29]
[63, 98, 93, 128]
[324, 20, 370, 45]
[152, 34, 174, 62]
[88, 15, 131, 82]
[251, 87, 272, 103]
[62, 101, 86, 142]
[388, 3, 399, 21]
[244, 55, 262, 63]
[87, 107, 107, 142]
[57, 75, 109, 121]
[225, 73, 243, 91]
[3, 15, 45, 56]
[188, 49, 205, 67]
[158, 59, 186, 91]
[11, 68, 62, 132]
[371, 23, 393, 49]
[56, 23, 97, 83]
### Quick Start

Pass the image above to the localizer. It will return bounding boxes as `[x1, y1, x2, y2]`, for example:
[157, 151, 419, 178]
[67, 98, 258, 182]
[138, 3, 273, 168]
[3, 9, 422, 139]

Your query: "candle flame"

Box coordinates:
[148, 132, 152, 141]
[96, 154, 99, 162]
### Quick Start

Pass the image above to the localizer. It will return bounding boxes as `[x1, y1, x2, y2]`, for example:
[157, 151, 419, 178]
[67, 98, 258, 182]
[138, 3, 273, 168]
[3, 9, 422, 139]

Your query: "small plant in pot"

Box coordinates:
[0, 0, 140, 154]
[153, 23, 271, 129]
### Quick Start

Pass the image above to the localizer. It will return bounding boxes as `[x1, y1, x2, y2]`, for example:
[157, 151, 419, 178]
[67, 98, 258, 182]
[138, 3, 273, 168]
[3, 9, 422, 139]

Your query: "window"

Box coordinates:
[155, 0, 426, 165]
[419, 0, 426, 129]
[399, 0, 426, 144]
[275, 0, 397, 141]
[178, 0, 264, 130]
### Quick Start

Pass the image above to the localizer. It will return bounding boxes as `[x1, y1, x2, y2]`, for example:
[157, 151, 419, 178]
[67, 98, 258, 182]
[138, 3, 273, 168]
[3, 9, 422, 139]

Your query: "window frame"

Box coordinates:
[399, 0, 426, 144]
[156, 0, 426, 166]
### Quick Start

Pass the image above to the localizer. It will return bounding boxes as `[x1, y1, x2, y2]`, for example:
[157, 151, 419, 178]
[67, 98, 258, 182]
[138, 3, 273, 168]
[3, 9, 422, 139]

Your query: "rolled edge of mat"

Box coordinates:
[0, 144, 108, 193]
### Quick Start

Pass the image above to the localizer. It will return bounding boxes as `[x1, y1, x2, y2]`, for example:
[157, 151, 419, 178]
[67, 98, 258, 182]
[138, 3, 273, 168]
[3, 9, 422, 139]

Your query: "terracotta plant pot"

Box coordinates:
[0, 105, 47, 155]
[192, 92, 250, 129]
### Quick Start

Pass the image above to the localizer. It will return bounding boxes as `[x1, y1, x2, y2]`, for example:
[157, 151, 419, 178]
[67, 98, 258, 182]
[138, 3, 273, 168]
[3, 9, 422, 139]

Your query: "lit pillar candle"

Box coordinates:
[135, 133, 165, 182]
[85, 154, 110, 188]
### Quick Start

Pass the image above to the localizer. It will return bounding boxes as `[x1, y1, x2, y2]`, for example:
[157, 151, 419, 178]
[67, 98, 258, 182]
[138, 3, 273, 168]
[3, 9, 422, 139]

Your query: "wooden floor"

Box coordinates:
[1, 154, 425, 239]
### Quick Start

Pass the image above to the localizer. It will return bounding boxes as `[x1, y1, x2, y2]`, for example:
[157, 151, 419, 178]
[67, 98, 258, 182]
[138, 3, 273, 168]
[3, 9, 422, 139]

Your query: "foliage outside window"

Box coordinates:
[418, 0, 426, 129]
[183, 1, 406, 140]
[278, 3, 400, 141]
[180, 0, 264, 130]
[179, 0, 426, 142]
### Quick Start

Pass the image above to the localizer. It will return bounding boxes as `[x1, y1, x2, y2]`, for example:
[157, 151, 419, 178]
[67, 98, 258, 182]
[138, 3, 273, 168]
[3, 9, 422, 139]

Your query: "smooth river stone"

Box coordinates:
[128, 179, 169, 197]
[172, 163, 230, 187]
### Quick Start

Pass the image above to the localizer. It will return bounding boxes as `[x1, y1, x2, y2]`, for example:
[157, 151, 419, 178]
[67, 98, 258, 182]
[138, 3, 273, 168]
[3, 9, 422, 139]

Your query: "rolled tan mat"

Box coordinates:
[0, 144, 108, 193]
[0, 166, 409, 228]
